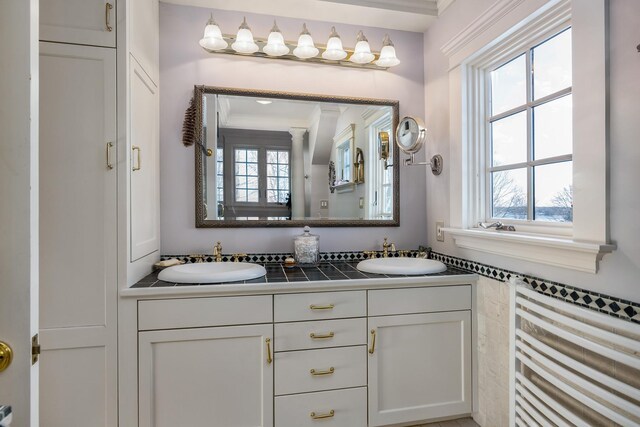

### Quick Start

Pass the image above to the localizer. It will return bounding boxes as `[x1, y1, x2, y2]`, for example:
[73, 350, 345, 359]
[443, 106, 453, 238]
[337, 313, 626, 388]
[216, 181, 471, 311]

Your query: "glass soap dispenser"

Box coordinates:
[294, 226, 319, 267]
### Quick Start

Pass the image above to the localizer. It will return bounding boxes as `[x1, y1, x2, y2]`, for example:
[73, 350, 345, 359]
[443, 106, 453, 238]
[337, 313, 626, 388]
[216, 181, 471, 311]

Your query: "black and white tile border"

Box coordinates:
[430, 251, 640, 325]
[161, 250, 418, 265]
[161, 250, 639, 324]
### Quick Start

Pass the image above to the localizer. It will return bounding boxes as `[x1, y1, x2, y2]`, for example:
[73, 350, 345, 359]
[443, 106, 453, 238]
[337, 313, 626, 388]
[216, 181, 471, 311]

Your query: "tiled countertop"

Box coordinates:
[122, 261, 477, 298]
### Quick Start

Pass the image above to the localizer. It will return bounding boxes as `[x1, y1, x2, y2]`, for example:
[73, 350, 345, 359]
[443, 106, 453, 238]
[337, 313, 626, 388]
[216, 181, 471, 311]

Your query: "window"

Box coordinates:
[232, 146, 291, 206]
[337, 141, 351, 182]
[266, 150, 290, 204]
[488, 28, 573, 224]
[366, 112, 394, 219]
[442, 1, 611, 272]
[216, 147, 224, 205]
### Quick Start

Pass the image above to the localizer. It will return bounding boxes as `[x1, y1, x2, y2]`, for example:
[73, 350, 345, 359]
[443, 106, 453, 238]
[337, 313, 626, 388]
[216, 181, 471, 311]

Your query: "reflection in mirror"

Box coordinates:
[194, 87, 399, 227]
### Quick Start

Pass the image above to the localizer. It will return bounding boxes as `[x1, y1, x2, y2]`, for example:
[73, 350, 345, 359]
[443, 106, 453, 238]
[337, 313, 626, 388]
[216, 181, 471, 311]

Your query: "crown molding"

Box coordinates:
[441, 0, 525, 58]
[319, 0, 439, 16]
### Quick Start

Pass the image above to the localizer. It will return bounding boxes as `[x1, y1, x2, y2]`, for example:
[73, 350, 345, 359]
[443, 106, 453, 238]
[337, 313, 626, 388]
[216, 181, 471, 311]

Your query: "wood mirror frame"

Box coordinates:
[193, 85, 400, 228]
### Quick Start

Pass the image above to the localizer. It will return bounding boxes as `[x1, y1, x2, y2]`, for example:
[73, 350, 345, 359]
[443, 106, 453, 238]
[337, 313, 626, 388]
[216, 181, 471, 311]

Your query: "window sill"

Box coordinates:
[332, 182, 355, 194]
[442, 228, 615, 273]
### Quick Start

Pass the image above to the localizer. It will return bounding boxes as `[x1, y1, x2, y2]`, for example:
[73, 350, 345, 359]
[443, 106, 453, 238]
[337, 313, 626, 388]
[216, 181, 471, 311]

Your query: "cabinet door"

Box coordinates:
[130, 56, 159, 261]
[129, 0, 159, 85]
[368, 311, 472, 426]
[139, 324, 274, 427]
[40, 0, 116, 47]
[39, 42, 117, 427]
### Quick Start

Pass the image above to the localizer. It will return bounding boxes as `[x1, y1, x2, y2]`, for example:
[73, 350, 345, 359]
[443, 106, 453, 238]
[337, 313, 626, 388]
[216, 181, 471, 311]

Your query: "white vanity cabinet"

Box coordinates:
[273, 291, 368, 427]
[127, 282, 475, 427]
[40, 0, 117, 47]
[137, 296, 274, 427]
[367, 286, 473, 426]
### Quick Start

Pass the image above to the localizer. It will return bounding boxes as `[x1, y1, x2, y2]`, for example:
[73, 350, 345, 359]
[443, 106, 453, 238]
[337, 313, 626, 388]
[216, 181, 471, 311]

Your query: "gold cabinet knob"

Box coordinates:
[0, 341, 13, 373]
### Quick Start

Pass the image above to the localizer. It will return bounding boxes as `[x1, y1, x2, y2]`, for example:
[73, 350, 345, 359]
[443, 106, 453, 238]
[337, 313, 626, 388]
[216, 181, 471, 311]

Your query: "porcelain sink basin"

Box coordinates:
[158, 262, 266, 284]
[356, 257, 447, 275]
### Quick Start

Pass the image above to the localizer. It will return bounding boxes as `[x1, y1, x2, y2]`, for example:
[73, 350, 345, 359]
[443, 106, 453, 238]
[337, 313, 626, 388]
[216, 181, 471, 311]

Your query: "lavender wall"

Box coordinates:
[423, 0, 640, 303]
[159, 3, 427, 255]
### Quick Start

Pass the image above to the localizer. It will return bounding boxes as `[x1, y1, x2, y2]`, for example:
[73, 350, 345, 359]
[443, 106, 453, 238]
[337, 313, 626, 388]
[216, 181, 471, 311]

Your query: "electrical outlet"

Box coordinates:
[320, 200, 329, 209]
[436, 221, 445, 242]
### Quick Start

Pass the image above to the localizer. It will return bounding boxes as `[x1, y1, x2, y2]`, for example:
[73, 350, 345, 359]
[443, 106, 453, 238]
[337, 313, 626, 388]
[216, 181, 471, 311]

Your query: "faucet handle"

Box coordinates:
[232, 253, 248, 262]
[397, 250, 409, 258]
[188, 254, 206, 263]
[363, 250, 377, 259]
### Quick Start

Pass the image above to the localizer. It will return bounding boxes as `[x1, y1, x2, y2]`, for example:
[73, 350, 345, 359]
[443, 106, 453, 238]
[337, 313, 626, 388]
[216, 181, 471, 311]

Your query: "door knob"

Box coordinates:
[0, 341, 13, 372]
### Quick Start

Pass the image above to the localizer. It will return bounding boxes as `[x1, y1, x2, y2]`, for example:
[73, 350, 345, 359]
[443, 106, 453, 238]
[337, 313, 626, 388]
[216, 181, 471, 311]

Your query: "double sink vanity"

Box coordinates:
[121, 252, 476, 427]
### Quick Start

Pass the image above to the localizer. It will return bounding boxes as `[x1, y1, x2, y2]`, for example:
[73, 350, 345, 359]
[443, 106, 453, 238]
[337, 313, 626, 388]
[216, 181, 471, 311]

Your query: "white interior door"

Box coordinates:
[139, 324, 274, 427]
[0, 0, 40, 424]
[368, 311, 472, 426]
[38, 41, 117, 427]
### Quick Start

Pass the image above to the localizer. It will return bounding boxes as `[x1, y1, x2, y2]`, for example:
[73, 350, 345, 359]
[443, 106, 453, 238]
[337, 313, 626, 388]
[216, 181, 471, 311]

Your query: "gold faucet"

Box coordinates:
[382, 237, 396, 258]
[213, 241, 223, 262]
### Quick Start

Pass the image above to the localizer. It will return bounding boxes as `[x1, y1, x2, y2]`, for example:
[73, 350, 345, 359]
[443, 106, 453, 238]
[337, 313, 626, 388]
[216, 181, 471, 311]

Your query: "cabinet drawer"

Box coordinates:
[275, 346, 366, 395]
[274, 291, 366, 322]
[275, 318, 366, 352]
[138, 295, 272, 330]
[275, 387, 367, 427]
[368, 285, 471, 316]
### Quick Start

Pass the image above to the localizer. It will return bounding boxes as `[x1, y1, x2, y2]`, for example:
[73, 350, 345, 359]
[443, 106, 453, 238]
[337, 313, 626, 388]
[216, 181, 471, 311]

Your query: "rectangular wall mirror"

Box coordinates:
[194, 86, 399, 227]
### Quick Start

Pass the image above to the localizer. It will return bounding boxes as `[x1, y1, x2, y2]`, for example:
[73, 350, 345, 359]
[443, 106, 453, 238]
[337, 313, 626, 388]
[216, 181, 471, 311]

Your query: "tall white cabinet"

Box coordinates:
[39, 42, 117, 426]
[39, 0, 160, 425]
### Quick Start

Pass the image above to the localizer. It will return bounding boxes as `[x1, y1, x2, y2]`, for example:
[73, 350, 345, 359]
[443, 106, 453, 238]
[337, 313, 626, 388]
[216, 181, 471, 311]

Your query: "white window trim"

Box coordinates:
[364, 108, 394, 219]
[441, 0, 614, 273]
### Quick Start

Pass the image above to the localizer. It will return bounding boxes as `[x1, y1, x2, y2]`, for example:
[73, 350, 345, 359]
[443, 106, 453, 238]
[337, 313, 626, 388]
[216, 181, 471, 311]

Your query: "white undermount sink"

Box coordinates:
[356, 257, 447, 275]
[158, 262, 267, 284]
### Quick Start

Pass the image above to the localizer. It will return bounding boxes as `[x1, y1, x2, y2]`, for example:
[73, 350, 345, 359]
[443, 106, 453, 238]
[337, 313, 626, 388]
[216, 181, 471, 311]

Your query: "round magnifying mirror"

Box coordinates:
[395, 116, 426, 154]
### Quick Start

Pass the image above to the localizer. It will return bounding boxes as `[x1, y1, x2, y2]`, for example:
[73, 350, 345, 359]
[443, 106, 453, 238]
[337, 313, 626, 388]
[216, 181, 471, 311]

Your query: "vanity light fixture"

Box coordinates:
[293, 23, 319, 59]
[199, 14, 228, 51]
[231, 17, 259, 54]
[374, 34, 400, 68]
[197, 15, 401, 70]
[322, 27, 347, 61]
[263, 21, 289, 57]
[349, 31, 375, 64]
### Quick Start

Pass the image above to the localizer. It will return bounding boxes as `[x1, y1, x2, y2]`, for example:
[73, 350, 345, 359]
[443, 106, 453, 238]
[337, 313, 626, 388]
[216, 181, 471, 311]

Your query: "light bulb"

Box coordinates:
[349, 30, 375, 64]
[322, 26, 347, 61]
[231, 17, 258, 54]
[198, 14, 228, 51]
[293, 23, 319, 59]
[263, 21, 289, 57]
[374, 34, 400, 67]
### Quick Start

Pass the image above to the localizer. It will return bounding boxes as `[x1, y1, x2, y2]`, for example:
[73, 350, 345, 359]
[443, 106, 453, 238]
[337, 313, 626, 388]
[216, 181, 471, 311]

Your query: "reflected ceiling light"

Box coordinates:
[349, 30, 375, 64]
[231, 17, 259, 54]
[256, 99, 273, 105]
[293, 23, 319, 59]
[322, 26, 347, 61]
[375, 34, 400, 67]
[263, 21, 289, 57]
[198, 14, 227, 51]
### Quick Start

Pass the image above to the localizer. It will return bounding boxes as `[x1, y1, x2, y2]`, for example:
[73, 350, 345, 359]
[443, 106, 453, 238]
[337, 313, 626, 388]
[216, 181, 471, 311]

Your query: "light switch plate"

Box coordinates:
[436, 221, 445, 242]
[320, 200, 329, 209]
[359, 197, 364, 209]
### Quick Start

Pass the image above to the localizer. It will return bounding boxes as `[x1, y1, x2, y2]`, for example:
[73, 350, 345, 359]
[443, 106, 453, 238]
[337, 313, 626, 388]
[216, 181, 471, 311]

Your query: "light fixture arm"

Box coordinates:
[403, 153, 443, 175]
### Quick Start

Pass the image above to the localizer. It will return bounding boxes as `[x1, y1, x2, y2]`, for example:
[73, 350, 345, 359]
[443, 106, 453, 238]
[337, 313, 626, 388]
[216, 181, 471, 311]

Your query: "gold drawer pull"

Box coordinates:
[310, 332, 334, 340]
[106, 141, 114, 170]
[310, 367, 335, 376]
[105, 2, 113, 32]
[266, 338, 272, 365]
[132, 146, 141, 171]
[310, 410, 335, 420]
[369, 329, 376, 354]
[309, 304, 334, 311]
